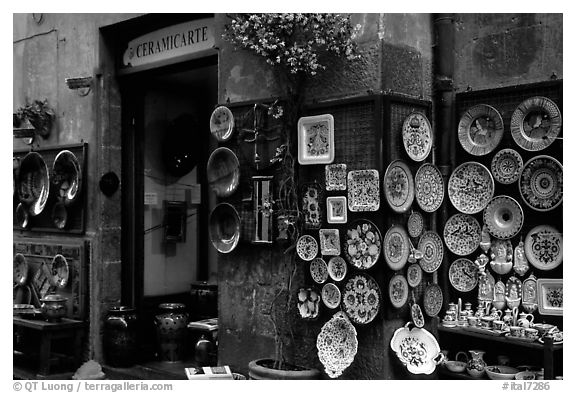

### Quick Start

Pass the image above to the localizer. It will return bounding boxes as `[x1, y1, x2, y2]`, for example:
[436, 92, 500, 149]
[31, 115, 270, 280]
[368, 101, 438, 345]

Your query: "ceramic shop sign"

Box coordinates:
[122, 19, 215, 70]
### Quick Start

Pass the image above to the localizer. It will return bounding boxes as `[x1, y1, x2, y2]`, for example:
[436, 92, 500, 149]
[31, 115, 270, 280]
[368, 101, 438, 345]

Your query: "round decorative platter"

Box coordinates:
[423, 283, 443, 317]
[296, 235, 319, 261]
[316, 311, 358, 379]
[491, 148, 524, 185]
[510, 96, 562, 152]
[458, 104, 504, 156]
[322, 283, 342, 310]
[407, 264, 423, 287]
[414, 163, 444, 213]
[383, 159, 415, 213]
[443, 213, 482, 256]
[448, 161, 494, 214]
[209, 106, 235, 142]
[384, 225, 410, 271]
[389, 274, 409, 309]
[407, 211, 425, 238]
[343, 219, 382, 270]
[208, 203, 241, 254]
[310, 258, 329, 284]
[524, 225, 562, 271]
[50, 254, 69, 288]
[449, 258, 478, 292]
[328, 256, 347, 282]
[18, 151, 50, 216]
[52, 150, 82, 205]
[342, 273, 381, 325]
[483, 195, 524, 239]
[417, 231, 444, 273]
[402, 112, 433, 162]
[519, 155, 563, 212]
[206, 147, 240, 198]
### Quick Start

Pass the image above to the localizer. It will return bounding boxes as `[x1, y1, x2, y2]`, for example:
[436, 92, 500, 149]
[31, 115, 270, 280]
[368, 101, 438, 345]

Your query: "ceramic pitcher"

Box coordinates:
[502, 309, 514, 327]
[490, 308, 503, 321]
[517, 312, 534, 328]
[466, 350, 487, 378]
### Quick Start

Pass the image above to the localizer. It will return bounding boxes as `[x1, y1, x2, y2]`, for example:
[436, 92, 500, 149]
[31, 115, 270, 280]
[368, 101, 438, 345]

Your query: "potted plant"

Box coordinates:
[13, 99, 55, 139]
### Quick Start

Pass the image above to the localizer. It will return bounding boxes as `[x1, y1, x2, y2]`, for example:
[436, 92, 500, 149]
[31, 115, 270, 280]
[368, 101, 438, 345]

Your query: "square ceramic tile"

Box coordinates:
[325, 163, 347, 191]
[319, 229, 341, 256]
[297, 114, 335, 165]
[347, 169, 380, 212]
[537, 278, 563, 316]
[326, 196, 347, 224]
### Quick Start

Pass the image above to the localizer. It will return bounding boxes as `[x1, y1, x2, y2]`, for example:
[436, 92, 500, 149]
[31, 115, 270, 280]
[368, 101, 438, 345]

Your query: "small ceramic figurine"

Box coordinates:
[489, 240, 513, 275]
[513, 240, 530, 276]
[474, 253, 489, 276]
[493, 280, 506, 310]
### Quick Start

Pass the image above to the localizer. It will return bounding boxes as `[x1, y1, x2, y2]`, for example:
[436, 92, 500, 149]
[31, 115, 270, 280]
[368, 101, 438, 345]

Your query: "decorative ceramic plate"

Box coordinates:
[423, 283, 443, 317]
[384, 226, 410, 271]
[414, 163, 444, 213]
[208, 203, 241, 254]
[519, 155, 563, 212]
[326, 196, 347, 224]
[402, 112, 433, 162]
[344, 219, 382, 270]
[383, 160, 415, 213]
[297, 114, 335, 165]
[458, 104, 504, 156]
[522, 274, 538, 313]
[310, 258, 329, 284]
[524, 225, 562, 271]
[390, 325, 442, 375]
[483, 196, 524, 239]
[342, 273, 381, 324]
[319, 229, 341, 256]
[407, 211, 425, 238]
[411, 304, 425, 328]
[505, 276, 522, 309]
[443, 213, 481, 256]
[491, 149, 524, 185]
[407, 264, 423, 288]
[325, 163, 347, 191]
[206, 147, 240, 197]
[297, 287, 321, 320]
[322, 283, 342, 309]
[389, 274, 409, 309]
[296, 235, 319, 261]
[13, 253, 28, 286]
[417, 231, 444, 273]
[209, 106, 235, 142]
[317, 311, 358, 379]
[18, 151, 50, 216]
[301, 183, 323, 229]
[328, 256, 347, 282]
[50, 254, 69, 288]
[536, 279, 563, 316]
[449, 258, 478, 292]
[347, 169, 380, 212]
[448, 161, 494, 214]
[52, 150, 82, 206]
[510, 96, 562, 152]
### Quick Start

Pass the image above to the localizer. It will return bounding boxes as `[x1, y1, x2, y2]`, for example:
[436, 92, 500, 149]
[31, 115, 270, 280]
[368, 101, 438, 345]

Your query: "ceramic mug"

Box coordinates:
[510, 326, 524, 338]
[524, 328, 539, 340]
[493, 320, 506, 331]
[467, 316, 479, 327]
[480, 316, 495, 329]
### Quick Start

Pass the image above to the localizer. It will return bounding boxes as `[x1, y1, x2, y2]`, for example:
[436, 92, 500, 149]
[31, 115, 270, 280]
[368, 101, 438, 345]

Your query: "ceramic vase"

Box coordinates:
[104, 306, 138, 367]
[466, 350, 487, 378]
[154, 303, 189, 362]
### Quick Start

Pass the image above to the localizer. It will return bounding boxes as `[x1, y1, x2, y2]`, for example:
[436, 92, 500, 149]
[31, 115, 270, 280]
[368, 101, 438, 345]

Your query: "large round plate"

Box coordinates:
[449, 258, 478, 292]
[18, 151, 50, 216]
[322, 283, 342, 309]
[206, 147, 240, 197]
[458, 104, 504, 156]
[208, 203, 241, 253]
[328, 256, 347, 282]
[296, 235, 319, 261]
[389, 274, 409, 309]
[519, 155, 563, 212]
[50, 254, 69, 288]
[342, 273, 381, 325]
[310, 258, 329, 284]
[491, 149, 524, 185]
[402, 112, 433, 162]
[417, 231, 444, 273]
[52, 150, 82, 206]
[317, 311, 358, 379]
[423, 283, 443, 317]
[524, 225, 562, 271]
[510, 96, 562, 151]
[448, 161, 494, 214]
[209, 106, 235, 142]
[407, 211, 425, 238]
[443, 213, 481, 256]
[407, 264, 423, 288]
[483, 196, 524, 239]
[13, 253, 28, 286]
[384, 226, 410, 271]
[415, 163, 444, 213]
[383, 159, 415, 213]
[343, 219, 382, 270]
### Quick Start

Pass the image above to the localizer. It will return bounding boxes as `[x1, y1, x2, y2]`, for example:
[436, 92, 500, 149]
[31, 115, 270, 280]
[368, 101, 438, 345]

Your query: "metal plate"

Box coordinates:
[510, 96, 562, 151]
[458, 104, 504, 156]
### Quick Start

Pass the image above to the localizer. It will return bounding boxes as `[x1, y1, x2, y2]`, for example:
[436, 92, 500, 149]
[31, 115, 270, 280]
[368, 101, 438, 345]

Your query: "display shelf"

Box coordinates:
[438, 367, 482, 380]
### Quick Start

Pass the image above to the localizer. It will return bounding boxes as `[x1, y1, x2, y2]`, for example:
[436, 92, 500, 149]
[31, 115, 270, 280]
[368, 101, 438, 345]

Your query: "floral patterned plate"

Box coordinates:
[389, 274, 409, 309]
[423, 283, 443, 317]
[414, 163, 444, 213]
[326, 196, 347, 224]
[301, 183, 323, 229]
[296, 235, 319, 261]
[402, 112, 433, 162]
[407, 211, 425, 238]
[322, 283, 342, 309]
[209, 106, 235, 142]
[483, 196, 524, 240]
[491, 148, 524, 185]
[310, 258, 329, 284]
[328, 256, 347, 282]
[448, 161, 494, 214]
[347, 169, 380, 212]
[449, 258, 478, 292]
[325, 163, 347, 191]
[510, 96, 562, 152]
[384, 225, 410, 271]
[319, 229, 341, 256]
[458, 104, 504, 156]
[317, 311, 358, 378]
[383, 159, 415, 213]
[417, 231, 444, 273]
[536, 279, 563, 316]
[519, 155, 563, 212]
[524, 225, 562, 271]
[443, 213, 481, 256]
[343, 219, 382, 270]
[298, 114, 335, 165]
[407, 264, 423, 288]
[390, 324, 443, 375]
[342, 273, 381, 324]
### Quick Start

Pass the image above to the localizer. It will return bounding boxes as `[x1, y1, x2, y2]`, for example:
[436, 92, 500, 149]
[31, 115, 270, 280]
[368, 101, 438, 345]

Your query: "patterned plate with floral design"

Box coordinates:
[347, 170, 380, 212]
[407, 264, 423, 288]
[458, 104, 504, 156]
[383, 159, 415, 213]
[389, 274, 409, 309]
[407, 211, 425, 238]
[423, 283, 443, 317]
[384, 225, 410, 271]
[322, 283, 342, 309]
[210, 106, 235, 142]
[344, 219, 382, 270]
[536, 279, 563, 316]
[402, 112, 433, 162]
[310, 258, 329, 284]
[415, 163, 444, 213]
[317, 311, 358, 379]
[449, 258, 478, 292]
[328, 256, 348, 282]
[510, 96, 562, 152]
[519, 155, 563, 212]
[296, 235, 319, 261]
[483, 196, 524, 239]
[443, 214, 481, 256]
[491, 148, 524, 185]
[417, 231, 444, 273]
[325, 163, 347, 191]
[448, 162, 494, 214]
[524, 225, 563, 271]
[319, 229, 341, 256]
[342, 273, 381, 325]
[301, 183, 323, 229]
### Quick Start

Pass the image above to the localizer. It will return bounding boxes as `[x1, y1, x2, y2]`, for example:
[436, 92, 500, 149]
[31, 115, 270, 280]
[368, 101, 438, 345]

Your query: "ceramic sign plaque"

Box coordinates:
[402, 112, 433, 162]
[296, 235, 319, 261]
[325, 163, 347, 191]
[423, 283, 443, 317]
[448, 161, 494, 214]
[491, 148, 524, 185]
[342, 273, 381, 325]
[253, 176, 273, 243]
[407, 211, 425, 238]
[301, 183, 323, 229]
[536, 278, 563, 316]
[417, 231, 444, 273]
[310, 258, 329, 284]
[389, 274, 409, 309]
[449, 258, 478, 292]
[443, 213, 482, 256]
[384, 226, 410, 271]
[414, 163, 444, 213]
[347, 170, 380, 212]
[510, 96, 562, 152]
[524, 225, 563, 271]
[297, 114, 335, 165]
[316, 311, 358, 379]
[458, 104, 504, 156]
[344, 219, 382, 270]
[483, 195, 524, 240]
[326, 196, 347, 224]
[383, 160, 415, 213]
[319, 229, 341, 256]
[519, 155, 563, 212]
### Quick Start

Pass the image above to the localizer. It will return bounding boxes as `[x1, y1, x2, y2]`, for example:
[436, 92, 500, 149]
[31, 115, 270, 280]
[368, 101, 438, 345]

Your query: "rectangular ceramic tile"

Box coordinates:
[326, 196, 347, 224]
[297, 114, 334, 165]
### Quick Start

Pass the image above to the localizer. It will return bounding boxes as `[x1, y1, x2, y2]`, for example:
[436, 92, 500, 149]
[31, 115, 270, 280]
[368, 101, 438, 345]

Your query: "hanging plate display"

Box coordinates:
[522, 274, 538, 314]
[510, 96, 562, 152]
[407, 211, 425, 238]
[483, 195, 524, 240]
[301, 182, 323, 229]
[407, 264, 423, 288]
[417, 231, 444, 273]
[402, 112, 433, 162]
[536, 279, 563, 316]
[208, 203, 241, 254]
[325, 163, 347, 191]
[458, 104, 504, 156]
[390, 324, 443, 375]
[491, 149, 524, 185]
[322, 283, 342, 310]
[343, 219, 382, 270]
[414, 163, 444, 213]
[342, 273, 381, 325]
[296, 235, 319, 261]
[319, 229, 341, 256]
[449, 258, 478, 292]
[443, 213, 481, 256]
[524, 225, 563, 271]
[297, 114, 335, 165]
[209, 106, 235, 142]
[505, 276, 522, 309]
[519, 155, 563, 212]
[384, 225, 410, 271]
[18, 151, 50, 216]
[316, 311, 358, 379]
[52, 150, 82, 206]
[206, 147, 240, 197]
[448, 161, 494, 214]
[310, 258, 329, 284]
[389, 274, 409, 309]
[347, 169, 380, 212]
[328, 256, 347, 282]
[423, 283, 443, 317]
[383, 159, 415, 213]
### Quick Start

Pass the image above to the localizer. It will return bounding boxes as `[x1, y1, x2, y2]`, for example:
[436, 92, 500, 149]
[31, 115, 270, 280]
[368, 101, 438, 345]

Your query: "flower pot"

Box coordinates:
[248, 358, 320, 380]
[104, 306, 138, 367]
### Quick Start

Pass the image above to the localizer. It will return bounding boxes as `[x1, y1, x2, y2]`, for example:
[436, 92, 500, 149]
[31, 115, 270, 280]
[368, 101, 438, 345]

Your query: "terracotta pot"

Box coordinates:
[104, 306, 138, 367]
[248, 358, 321, 380]
[154, 303, 189, 362]
[40, 294, 67, 322]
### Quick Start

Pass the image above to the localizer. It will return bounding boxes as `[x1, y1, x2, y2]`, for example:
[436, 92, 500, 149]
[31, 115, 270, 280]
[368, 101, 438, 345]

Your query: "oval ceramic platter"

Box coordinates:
[407, 210, 425, 238]
[483, 195, 524, 240]
[52, 149, 82, 205]
[328, 256, 347, 282]
[458, 104, 504, 156]
[209, 106, 235, 142]
[18, 151, 50, 216]
[510, 96, 562, 152]
[384, 225, 410, 271]
[296, 235, 319, 261]
[322, 283, 342, 310]
[519, 155, 563, 212]
[390, 325, 442, 375]
[389, 274, 409, 309]
[443, 213, 481, 256]
[411, 304, 425, 328]
[206, 147, 240, 197]
[383, 160, 415, 213]
[402, 112, 433, 162]
[414, 163, 444, 213]
[316, 311, 358, 379]
[50, 254, 69, 288]
[491, 148, 524, 185]
[449, 258, 478, 292]
[423, 283, 443, 317]
[342, 273, 381, 325]
[407, 264, 423, 288]
[310, 258, 329, 284]
[448, 161, 494, 214]
[417, 231, 444, 273]
[343, 219, 382, 270]
[524, 225, 562, 271]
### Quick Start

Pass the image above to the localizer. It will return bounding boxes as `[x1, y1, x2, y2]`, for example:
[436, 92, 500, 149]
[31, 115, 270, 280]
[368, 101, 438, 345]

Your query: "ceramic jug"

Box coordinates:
[490, 308, 503, 321]
[517, 312, 534, 328]
[466, 350, 487, 378]
[502, 309, 514, 327]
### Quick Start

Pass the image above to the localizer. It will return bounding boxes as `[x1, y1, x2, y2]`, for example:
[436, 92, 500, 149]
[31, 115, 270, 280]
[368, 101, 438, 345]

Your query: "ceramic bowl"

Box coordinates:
[533, 323, 556, 336]
[52, 149, 82, 205]
[18, 151, 50, 216]
[40, 294, 68, 322]
[208, 203, 241, 254]
[445, 360, 467, 373]
[486, 365, 519, 380]
[515, 371, 537, 380]
[206, 147, 240, 197]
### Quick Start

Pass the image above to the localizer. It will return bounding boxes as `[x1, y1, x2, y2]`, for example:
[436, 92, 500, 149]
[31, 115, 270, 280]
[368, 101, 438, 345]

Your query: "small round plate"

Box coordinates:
[328, 256, 348, 282]
[449, 258, 478, 292]
[483, 196, 524, 239]
[383, 159, 415, 213]
[519, 155, 563, 212]
[343, 219, 382, 270]
[297, 235, 319, 261]
[206, 147, 240, 197]
[13, 253, 28, 286]
[310, 258, 329, 284]
[322, 283, 342, 309]
[18, 151, 50, 216]
[407, 264, 423, 288]
[342, 273, 381, 324]
[443, 214, 481, 256]
[384, 225, 410, 271]
[51, 254, 69, 288]
[389, 274, 409, 309]
[407, 211, 425, 238]
[415, 163, 444, 213]
[52, 150, 82, 205]
[209, 203, 241, 253]
[418, 231, 444, 273]
[524, 225, 562, 271]
[448, 161, 494, 214]
[210, 106, 235, 142]
[491, 149, 524, 185]
[510, 96, 562, 151]
[402, 112, 433, 162]
[423, 283, 443, 317]
[458, 104, 504, 156]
